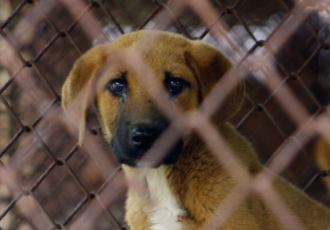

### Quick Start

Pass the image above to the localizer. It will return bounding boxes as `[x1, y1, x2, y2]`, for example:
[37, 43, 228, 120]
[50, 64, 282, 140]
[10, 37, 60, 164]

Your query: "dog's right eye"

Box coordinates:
[108, 79, 125, 95]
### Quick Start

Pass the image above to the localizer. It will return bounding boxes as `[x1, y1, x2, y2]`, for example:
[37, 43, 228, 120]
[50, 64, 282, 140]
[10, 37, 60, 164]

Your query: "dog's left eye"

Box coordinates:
[165, 78, 188, 96]
[108, 78, 125, 95]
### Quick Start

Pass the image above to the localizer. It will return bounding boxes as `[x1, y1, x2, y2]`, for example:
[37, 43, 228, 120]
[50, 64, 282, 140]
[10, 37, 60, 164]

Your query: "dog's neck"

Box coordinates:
[145, 166, 186, 230]
[123, 165, 186, 230]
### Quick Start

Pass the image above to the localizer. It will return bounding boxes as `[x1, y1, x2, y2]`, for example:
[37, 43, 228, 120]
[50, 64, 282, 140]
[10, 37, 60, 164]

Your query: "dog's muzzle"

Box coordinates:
[131, 125, 159, 151]
[111, 119, 183, 167]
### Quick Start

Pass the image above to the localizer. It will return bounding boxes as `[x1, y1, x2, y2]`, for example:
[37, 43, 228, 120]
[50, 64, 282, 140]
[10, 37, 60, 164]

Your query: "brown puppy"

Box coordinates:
[62, 30, 330, 230]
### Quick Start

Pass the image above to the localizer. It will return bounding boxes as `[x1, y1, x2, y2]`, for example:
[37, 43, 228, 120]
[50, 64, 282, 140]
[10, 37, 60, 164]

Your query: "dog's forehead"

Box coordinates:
[100, 31, 194, 81]
[110, 31, 191, 64]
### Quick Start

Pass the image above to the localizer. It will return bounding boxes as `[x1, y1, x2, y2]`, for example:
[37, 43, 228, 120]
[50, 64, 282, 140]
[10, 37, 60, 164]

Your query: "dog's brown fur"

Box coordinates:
[315, 138, 330, 197]
[62, 30, 330, 230]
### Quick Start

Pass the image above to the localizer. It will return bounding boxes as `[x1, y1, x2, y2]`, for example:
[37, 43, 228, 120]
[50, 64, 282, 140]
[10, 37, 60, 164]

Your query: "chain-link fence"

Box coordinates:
[0, 0, 330, 229]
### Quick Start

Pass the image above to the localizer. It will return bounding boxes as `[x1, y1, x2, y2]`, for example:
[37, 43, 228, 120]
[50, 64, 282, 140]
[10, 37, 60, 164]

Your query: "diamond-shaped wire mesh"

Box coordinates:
[0, 0, 330, 229]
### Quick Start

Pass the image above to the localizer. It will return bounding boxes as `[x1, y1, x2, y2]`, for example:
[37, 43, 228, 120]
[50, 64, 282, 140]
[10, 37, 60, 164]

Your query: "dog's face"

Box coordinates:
[61, 31, 244, 167]
[96, 41, 200, 166]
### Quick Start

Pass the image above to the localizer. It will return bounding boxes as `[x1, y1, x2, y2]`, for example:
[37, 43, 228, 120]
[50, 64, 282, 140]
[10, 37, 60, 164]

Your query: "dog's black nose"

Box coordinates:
[131, 126, 158, 150]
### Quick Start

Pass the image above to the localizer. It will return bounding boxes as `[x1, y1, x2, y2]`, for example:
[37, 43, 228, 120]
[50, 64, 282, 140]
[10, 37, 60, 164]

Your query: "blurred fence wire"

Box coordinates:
[0, 0, 330, 229]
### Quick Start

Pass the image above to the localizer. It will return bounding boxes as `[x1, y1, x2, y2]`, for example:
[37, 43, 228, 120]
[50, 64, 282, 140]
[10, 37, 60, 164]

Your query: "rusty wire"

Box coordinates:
[0, 0, 330, 229]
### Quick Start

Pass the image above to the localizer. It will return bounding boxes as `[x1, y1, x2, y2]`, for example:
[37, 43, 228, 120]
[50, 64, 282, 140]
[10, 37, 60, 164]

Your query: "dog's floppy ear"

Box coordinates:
[61, 45, 106, 144]
[62, 45, 106, 108]
[186, 40, 245, 123]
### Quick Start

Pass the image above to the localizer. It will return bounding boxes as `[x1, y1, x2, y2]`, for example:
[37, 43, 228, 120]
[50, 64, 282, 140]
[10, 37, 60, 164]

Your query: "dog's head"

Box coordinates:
[61, 30, 244, 167]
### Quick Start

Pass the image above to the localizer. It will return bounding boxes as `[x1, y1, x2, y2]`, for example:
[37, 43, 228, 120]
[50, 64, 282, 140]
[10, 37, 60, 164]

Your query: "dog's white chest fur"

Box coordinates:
[146, 167, 186, 230]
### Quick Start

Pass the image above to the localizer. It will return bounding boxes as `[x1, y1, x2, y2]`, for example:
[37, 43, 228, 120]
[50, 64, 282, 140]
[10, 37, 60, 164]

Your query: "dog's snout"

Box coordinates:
[131, 126, 158, 150]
